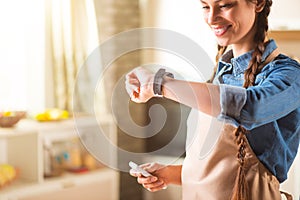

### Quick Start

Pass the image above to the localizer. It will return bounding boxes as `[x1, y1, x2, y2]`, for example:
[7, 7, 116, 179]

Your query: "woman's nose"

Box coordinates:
[206, 9, 219, 25]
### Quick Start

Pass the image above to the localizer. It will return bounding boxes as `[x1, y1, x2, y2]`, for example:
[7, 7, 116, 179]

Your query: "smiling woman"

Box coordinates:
[127, 0, 300, 199]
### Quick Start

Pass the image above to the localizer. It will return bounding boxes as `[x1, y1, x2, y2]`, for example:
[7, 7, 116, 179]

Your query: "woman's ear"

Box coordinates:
[255, 0, 266, 13]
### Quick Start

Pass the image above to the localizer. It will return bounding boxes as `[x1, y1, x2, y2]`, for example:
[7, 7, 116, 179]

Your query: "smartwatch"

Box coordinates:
[153, 68, 174, 97]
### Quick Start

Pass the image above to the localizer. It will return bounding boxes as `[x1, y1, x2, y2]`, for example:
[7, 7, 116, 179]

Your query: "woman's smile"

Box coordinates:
[211, 25, 232, 37]
[201, 0, 258, 56]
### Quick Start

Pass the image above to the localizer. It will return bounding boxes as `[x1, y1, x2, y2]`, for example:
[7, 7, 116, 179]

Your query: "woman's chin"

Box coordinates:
[216, 40, 230, 47]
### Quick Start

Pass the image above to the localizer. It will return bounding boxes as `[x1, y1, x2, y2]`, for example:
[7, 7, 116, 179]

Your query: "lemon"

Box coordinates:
[3, 111, 12, 117]
[45, 109, 61, 120]
[61, 110, 69, 119]
[35, 113, 48, 121]
[0, 171, 8, 186]
[0, 164, 16, 182]
[35, 109, 69, 121]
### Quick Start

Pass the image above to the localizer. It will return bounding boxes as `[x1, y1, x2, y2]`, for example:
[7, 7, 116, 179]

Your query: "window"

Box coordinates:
[0, 0, 46, 112]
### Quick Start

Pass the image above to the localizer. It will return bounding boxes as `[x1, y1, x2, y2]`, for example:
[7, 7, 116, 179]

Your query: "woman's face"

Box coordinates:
[201, 0, 258, 51]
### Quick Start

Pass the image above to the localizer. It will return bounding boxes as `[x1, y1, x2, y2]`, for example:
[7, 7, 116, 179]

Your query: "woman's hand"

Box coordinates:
[125, 67, 155, 103]
[129, 162, 182, 192]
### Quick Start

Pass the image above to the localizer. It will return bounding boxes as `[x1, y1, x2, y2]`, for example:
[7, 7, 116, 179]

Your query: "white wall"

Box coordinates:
[269, 0, 300, 30]
[140, 0, 217, 81]
[0, 140, 7, 163]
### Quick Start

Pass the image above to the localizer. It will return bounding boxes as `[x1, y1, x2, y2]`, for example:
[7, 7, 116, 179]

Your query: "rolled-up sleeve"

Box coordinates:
[218, 84, 247, 127]
[218, 61, 300, 130]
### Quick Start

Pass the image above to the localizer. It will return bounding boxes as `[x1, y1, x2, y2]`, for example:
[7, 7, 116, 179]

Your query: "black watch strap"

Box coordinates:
[153, 68, 174, 97]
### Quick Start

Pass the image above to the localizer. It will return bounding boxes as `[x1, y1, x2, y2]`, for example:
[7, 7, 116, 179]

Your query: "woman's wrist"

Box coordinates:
[164, 165, 182, 185]
[161, 76, 172, 98]
[153, 68, 174, 97]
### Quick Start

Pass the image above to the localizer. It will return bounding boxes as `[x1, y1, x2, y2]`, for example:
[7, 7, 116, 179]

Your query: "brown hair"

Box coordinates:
[207, 0, 273, 199]
[233, 0, 272, 199]
[207, 45, 227, 83]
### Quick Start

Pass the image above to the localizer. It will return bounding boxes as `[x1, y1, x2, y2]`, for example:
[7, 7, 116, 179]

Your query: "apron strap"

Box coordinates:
[259, 47, 280, 69]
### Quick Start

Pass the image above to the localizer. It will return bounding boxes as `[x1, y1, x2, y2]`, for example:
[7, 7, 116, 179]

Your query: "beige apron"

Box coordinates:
[182, 112, 293, 200]
[181, 46, 293, 200]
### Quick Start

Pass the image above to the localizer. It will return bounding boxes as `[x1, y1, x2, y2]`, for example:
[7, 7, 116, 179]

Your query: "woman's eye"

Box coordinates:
[220, 3, 233, 9]
[202, 5, 210, 10]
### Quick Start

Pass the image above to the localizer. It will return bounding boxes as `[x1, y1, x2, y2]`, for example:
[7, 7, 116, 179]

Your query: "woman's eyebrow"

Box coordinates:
[200, 0, 223, 3]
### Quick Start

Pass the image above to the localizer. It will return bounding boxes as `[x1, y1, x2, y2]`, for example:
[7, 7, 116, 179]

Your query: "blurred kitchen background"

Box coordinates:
[0, 0, 299, 199]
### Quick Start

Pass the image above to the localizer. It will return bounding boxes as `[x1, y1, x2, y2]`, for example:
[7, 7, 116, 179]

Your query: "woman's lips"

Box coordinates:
[212, 25, 231, 37]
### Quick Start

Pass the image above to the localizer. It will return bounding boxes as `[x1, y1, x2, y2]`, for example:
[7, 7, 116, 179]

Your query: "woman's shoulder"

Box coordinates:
[259, 54, 300, 83]
[273, 54, 300, 68]
[261, 53, 300, 75]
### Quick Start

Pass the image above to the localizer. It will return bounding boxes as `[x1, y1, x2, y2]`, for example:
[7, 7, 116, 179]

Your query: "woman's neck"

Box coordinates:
[232, 43, 255, 58]
[231, 36, 269, 58]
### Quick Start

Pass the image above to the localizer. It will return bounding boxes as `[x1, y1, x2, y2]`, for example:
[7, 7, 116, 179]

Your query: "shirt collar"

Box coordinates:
[219, 39, 278, 76]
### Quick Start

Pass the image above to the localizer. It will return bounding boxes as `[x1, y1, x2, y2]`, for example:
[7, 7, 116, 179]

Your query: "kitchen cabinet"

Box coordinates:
[0, 116, 119, 200]
[269, 30, 300, 41]
[269, 30, 300, 59]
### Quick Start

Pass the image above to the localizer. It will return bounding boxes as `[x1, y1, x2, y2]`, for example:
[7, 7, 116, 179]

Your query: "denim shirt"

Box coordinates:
[215, 39, 300, 183]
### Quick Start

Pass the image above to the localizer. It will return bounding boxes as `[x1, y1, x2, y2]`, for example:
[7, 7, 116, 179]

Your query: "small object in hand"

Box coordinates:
[129, 161, 152, 177]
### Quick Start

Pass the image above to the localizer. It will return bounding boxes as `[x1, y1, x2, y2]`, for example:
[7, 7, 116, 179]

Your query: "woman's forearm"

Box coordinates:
[162, 77, 221, 117]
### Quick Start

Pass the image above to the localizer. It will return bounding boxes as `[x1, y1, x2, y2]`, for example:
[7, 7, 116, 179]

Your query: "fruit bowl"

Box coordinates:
[0, 111, 26, 128]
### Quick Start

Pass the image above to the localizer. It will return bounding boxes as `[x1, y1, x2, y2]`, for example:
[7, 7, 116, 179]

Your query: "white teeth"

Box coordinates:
[213, 26, 228, 35]
[215, 28, 226, 33]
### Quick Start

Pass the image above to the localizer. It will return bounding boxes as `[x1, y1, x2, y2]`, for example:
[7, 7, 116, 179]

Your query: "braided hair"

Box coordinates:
[207, 0, 273, 199]
[233, 0, 272, 199]
[207, 45, 227, 83]
[243, 0, 273, 88]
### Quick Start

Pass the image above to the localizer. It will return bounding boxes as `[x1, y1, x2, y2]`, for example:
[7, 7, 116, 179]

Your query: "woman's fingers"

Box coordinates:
[129, 168, 146, 178]
[137, 176, 158, 184]
[139, 163, 152, 169]
[125, 67, 155, 103]
[142, 179, 167, 192]
[129, 162, 169, 192]
[125, 83, 139, 97]
[142, 162, 162, 173]
[125, 73, 140, 98]
[137, 176, 165, 192]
